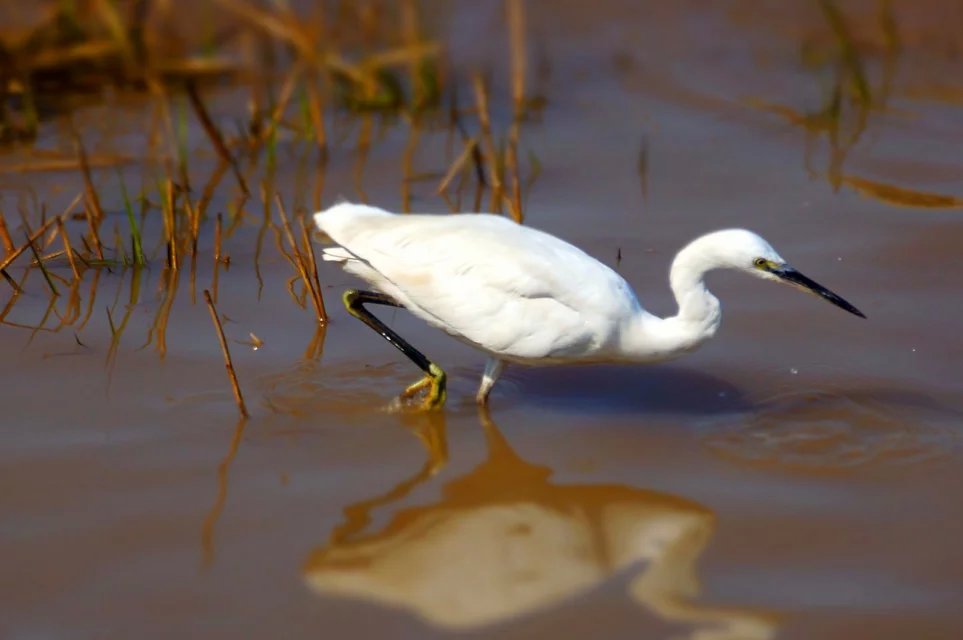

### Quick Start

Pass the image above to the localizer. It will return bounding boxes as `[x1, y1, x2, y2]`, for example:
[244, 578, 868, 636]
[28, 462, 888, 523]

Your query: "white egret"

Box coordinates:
[315, 202, 864, 409]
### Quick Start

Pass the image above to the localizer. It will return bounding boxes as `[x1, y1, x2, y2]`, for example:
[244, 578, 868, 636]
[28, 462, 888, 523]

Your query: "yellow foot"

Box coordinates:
[396, 364, 447, 411]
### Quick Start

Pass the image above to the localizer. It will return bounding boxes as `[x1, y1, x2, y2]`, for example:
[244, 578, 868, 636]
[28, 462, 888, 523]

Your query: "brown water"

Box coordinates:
[3, 2, 963, 639]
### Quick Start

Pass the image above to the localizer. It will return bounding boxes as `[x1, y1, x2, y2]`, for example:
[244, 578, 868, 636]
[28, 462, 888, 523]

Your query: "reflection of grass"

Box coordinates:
[840, 175, 963, 208]
[106, 267, 142, 381]
[200, 416, 247, 568]
[747, 1, 963, 209]
[742, 0, 963, 208]
[818, 0, 871, 107]
[750, 0, 901, 192]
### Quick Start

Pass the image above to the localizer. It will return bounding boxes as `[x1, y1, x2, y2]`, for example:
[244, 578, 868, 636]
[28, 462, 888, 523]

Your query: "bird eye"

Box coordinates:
[753, 257, 768, 268]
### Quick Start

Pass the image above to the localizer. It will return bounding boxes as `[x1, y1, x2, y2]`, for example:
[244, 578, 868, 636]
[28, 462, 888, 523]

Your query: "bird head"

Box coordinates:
[728, 229, 865, 318]
[688, 229, 866, 318]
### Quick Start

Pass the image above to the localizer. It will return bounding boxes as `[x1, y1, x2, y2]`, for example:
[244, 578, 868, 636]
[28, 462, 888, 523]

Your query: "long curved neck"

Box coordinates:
[668, 240, 722, 327]
[620, 238, 723, 360]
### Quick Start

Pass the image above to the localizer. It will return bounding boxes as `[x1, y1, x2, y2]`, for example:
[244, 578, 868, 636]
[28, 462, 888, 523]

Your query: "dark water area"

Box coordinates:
[2, 2, 963, 639]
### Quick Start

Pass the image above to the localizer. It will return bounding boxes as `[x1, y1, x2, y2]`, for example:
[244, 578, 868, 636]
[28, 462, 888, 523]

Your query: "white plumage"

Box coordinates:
[315, 202, 863, 408]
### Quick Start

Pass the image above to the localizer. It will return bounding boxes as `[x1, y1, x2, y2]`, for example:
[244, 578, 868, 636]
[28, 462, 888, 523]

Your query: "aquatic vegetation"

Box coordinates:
[0, 0, 543, 402]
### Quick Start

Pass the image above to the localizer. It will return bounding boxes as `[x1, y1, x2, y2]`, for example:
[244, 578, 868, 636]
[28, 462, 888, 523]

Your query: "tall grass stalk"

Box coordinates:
[118, 173, 147, 267]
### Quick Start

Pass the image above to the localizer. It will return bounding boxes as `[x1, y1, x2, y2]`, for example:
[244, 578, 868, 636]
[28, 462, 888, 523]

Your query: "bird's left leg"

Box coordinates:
[342, 289, 447, 409]
[475, 357, 505, 405]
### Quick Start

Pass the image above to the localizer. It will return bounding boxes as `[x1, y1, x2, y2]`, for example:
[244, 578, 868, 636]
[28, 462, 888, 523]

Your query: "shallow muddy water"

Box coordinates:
[3, 2, 963, 639]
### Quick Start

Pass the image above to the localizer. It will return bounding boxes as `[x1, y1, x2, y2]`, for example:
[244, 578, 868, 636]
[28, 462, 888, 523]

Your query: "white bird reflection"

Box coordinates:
[304, 411, 777, 639]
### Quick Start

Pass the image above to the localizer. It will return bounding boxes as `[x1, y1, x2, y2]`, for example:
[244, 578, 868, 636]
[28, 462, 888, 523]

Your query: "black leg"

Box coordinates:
[343, 289, 430, 373]
[342, 289, 447, 408]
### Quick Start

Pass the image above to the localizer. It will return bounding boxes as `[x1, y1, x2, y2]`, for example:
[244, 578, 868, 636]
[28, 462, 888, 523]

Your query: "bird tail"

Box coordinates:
[320, 247, 354, 263]
[313, 201, 391, 238]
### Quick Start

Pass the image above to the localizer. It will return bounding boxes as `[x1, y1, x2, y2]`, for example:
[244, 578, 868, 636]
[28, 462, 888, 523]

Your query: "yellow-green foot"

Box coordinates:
[398, 363, 447, 410]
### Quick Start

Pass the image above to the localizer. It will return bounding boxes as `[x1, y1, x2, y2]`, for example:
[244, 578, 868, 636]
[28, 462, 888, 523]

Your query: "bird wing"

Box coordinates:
[324, 211, 637, 360]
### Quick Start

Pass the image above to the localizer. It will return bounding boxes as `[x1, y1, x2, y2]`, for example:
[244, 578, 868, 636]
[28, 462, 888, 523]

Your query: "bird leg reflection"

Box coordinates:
[328, 411, 448, 545]
[305, 408, 778, 638]
[343, 289, 447, 410]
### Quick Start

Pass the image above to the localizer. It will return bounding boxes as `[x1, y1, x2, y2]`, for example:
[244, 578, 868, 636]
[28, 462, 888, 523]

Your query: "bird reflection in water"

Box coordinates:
[304, 410, 777, 639]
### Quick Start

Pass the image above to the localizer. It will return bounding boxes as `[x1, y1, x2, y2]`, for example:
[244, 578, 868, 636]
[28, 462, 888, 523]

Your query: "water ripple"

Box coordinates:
[704, 389, 961, 470]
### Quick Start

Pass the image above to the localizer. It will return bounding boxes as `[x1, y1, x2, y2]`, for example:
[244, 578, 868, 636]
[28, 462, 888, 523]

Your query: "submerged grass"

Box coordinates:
[748, 0, 909, 195]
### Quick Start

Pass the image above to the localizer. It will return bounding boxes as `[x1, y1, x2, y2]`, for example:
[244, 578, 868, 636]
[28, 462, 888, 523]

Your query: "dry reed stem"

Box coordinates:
[189, 245, 198, 306]
[0, 156, 137, 173]
[74, 135, 106, 260]
[213, 0, 315, 61]
[275, 195, 307, 262]
[197, 161, 228, 223]
[186, 81, 249, 195]
[468, 133, 487, 211]
[400, 0, 427, 108]
[55, 218, 82, 281]
[25, 39, 118, 72]
[0, 208, 15, 256]
[0, 275, 23, 316]
[59, 191, 85, 219]
[211, 213, 223, 302]
[362, 43, 440, 70]
[276, 195, 326, 323]
[0, 270, 22, 293]
[505, 118, 523, 222]
[23, 230, 58, 296]
[436, 137, 477, 195]
[203, 289, 249, 419]
[0, 215, 61, 282]
[259, 66, 300, 146]
[146, 76, 180, 177]
[214, 212, 223, 263]
[37, 248, 65, 263]
[299, 217, 327, 323]
[353, 115, 373, 202]
[185, 195, 200, 304]
[262, 185, 294, 271]
[215, 0, 428, 93]
[184, 196, 200, 258]
[472, 74, 504, 213]
[312, 154, 327, 212]
[304, 75, 328, 156]
[401, 121, 421, 212]
[164, 178, 177, 270]
[506, 0, 527, 117]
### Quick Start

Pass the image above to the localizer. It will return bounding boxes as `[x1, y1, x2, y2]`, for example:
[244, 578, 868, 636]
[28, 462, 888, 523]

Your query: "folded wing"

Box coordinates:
[316, 205, 637, 360]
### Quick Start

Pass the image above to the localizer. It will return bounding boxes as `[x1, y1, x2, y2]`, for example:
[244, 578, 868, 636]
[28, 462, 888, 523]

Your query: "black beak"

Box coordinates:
[771, 265, 866, 318]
